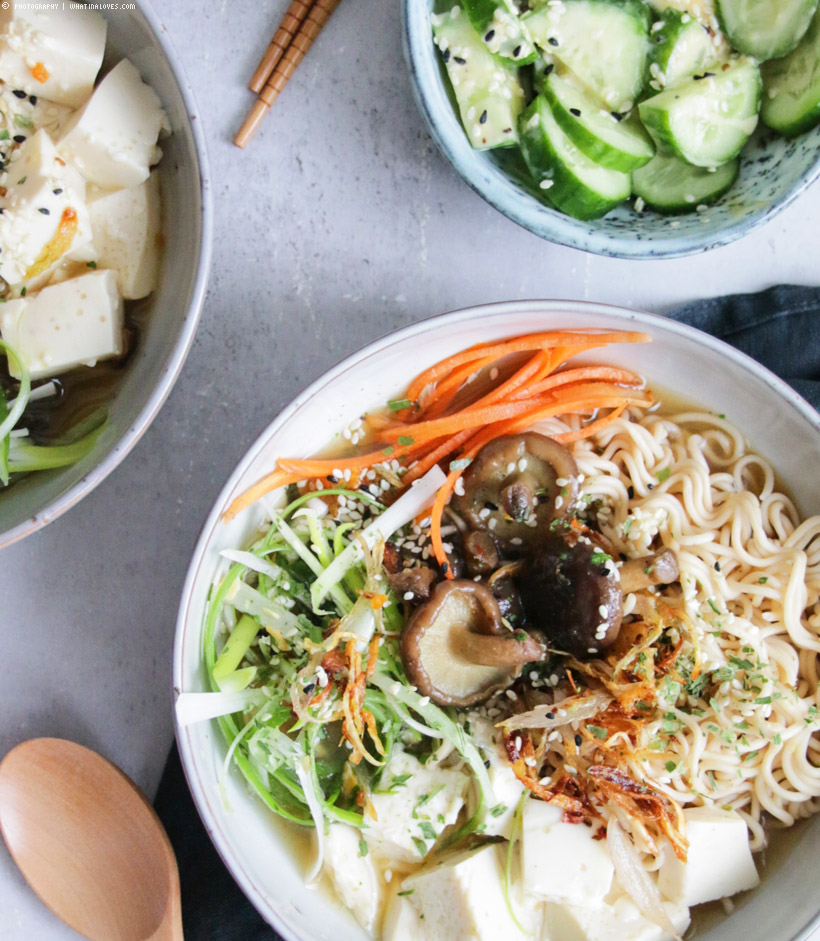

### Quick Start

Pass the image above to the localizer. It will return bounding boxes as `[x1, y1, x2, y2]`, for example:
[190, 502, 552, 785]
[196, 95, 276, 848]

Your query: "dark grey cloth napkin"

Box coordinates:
[154, 284, 820, 938]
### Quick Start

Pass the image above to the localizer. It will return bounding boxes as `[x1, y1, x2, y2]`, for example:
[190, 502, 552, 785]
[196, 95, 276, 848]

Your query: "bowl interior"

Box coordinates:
[402, 0, 820, 259]
[0, 3, 209, 547]
[175, 300, 820, 941]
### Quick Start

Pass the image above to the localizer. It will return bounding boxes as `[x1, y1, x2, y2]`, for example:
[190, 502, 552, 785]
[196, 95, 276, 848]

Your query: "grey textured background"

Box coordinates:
[2, 0, 820, 937]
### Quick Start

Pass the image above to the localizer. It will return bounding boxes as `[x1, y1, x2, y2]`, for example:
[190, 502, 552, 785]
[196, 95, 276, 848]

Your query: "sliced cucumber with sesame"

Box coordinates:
[523, 0, 651, 113]
[432, 6, 525, 150]
[633, 152, 739, 213]
[543, 71, 655, 170]
[638, 57, 762, 167]
[648, 9, 719, 91]
[518, 95, 631, 220]
[716, 0, 819, 62]
[762, 6, 820, 137]
[461, 0, 538, 65]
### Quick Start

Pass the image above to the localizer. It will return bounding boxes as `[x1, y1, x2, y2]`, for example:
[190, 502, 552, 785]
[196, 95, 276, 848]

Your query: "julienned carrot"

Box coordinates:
[380, 383, 653, 446]
[553, 404, 627, 443]
[405, 330, 651, 403]
[528, 365, 643, 396]
[418, 354, 498, 418]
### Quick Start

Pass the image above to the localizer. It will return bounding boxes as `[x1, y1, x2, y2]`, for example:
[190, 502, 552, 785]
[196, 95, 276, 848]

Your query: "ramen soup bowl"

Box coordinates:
[0, 1, 211, 548]
[174, 300, 820, 941]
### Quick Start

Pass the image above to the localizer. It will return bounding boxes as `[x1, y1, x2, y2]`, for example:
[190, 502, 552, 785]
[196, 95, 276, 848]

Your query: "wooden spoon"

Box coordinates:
[0, 738, 183, 940]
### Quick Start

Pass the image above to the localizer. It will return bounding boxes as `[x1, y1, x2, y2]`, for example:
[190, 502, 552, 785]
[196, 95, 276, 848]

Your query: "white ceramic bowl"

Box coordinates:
[174, 300, 820, 941]
[0, 1, 212, 548]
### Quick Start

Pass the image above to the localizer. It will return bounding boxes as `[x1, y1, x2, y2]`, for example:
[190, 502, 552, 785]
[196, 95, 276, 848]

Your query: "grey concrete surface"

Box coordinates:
[2, 0, 820, 937]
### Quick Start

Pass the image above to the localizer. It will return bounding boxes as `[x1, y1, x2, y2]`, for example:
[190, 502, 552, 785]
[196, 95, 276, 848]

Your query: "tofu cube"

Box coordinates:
[89, 172, 161, 299]
[58, 59, 166, 191]
[404, 843, 538, 940]
[522, 800, 614, 906]
[545, 895, 690, 941]
[364, 749, 467, 865]
[657, 806, 759, 907]
[382, 889, 424, 941]
[0, 269, 123, 380]
[0, 129, 94, 287]
[0, 5, 106, 107]
[323, 824, 380, 933]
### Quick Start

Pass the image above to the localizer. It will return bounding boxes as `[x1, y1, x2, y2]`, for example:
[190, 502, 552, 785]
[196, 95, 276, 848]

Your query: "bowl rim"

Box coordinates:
[174, 298, 820, 941]
[0, 0, 214, 550]
[400, 0, 820, 260]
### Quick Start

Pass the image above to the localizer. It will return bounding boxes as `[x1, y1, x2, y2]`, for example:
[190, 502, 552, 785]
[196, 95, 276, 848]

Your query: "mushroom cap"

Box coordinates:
[518, 532, 622, 659]
[452, 433, 579, 550]
[400, 580, 543, 707]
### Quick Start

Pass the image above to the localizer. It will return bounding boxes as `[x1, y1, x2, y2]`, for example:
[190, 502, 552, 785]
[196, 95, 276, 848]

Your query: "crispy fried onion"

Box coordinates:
[341, 636, 385, 767]
[504, 731, 591, 821]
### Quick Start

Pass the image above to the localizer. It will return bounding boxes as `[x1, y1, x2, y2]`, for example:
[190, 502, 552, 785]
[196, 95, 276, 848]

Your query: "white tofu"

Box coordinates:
[0, 269, 123, 380]
[364, 748, 467, 866]
[522, 800, 614, 906]
[544, 895, 690, 941]
[382, 888, 425, 941]
[404, 843, 538, 941]
[322, 824, 380, 933]
[0, 129, 94, 287]
[0, 84, 74, 143]
[58, 59, 166, 190]
[471, 717, 527, 838]
[657, 806, 759, 907]
[89, 173, 161, 299]
[0, 5, 106, 107]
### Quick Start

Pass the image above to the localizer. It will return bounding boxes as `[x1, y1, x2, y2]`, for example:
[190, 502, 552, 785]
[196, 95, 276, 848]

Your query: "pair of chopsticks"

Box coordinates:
[235, 0, 342, 148]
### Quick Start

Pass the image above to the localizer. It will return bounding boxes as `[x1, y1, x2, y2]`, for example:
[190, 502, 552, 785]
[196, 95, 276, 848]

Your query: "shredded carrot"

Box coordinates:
[222, 329, 654, 524]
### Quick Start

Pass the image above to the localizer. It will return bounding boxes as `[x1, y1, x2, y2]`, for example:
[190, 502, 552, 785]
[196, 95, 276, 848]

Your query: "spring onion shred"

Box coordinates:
[219, 549, 282, 580]
[504, 792, 530, 935]
[310, 465, 446, 610]
[0, 340, 30, 443]
[175, 690, 267, 726]
[297, 752, 325, 885]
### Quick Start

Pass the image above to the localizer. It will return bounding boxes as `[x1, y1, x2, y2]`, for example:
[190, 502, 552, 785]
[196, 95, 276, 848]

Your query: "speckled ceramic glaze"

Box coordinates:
[401, 0, 820, 259]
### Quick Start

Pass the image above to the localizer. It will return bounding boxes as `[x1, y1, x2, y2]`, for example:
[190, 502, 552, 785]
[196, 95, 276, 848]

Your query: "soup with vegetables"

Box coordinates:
[188, 330, 820, 940]
[0, 4, 166, 487]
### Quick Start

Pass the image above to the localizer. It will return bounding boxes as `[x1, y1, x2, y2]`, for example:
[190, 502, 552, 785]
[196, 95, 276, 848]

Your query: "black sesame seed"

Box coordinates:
[453, 55, 467, 64]
[13, 135, 26, 144]
[28, 95, 37, 105]
[38, 207, 49, 215]
[714, 561, 721, 572]
[513, 44, 522, 57]
[484, 29, 495, 41]
[12, 89, 26, 99]
[484, 501, 498, 511]
[502, 127, 512, 133]
[619, 552, 628, 562]
[303, 683, 316, 695]
[442, 48, 451, 62]
[570, 107, 581, 117]
[574, 734, 582, 747]
[479, 109, 488, 124]
[546, 711, 555, 719]
[484, 759, 491, 769]
[647, 483, 655, 491]
[548, 36, 559, 46]
[441, 561, 449, 575]
[543, 63, 554, 75]
[611, 111, 625, 122]
[703, 71, 715, 78]
[53, 187, 63, 195]
[326, 475, 339, 483]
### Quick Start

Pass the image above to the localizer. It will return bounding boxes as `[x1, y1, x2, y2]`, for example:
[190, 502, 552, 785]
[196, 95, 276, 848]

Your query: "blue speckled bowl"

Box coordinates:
[401, 0, 820, 259]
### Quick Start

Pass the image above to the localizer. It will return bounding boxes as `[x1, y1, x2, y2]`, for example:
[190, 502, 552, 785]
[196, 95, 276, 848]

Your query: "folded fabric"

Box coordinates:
[155, 284, 820, 939]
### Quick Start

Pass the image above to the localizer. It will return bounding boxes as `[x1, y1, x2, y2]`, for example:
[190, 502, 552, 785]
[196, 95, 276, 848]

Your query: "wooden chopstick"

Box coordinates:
[235, 0, 343, 149]
[248, 0, 314, 94]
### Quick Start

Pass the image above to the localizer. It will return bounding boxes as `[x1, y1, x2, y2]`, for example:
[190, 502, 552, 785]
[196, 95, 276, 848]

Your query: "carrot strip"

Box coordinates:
[529, 365, 644, 396]
[405, 331, 650, 403]
[553, 404, 627, 443]
[402, 428, 474, 485]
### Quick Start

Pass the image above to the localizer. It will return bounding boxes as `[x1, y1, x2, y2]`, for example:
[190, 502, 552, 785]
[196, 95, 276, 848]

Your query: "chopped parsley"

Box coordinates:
[490, 803, 508, 818]
[587, 725, 608, 739]
[590, 550, 612, 565]
[657, 467, 671, 483]
[665, 760, 677, 773]
[757, 576, 768, 584]
[397, 435, 415, 447]
[358, 838, 368, 857]
[381, 445, 395, 456]
[754, 696, 772, 705]
[388, 397, 416, 411]
[418, 822, 436, 841]
[729, 656, 755, 672]
[707, 598, 720, 614]
[412, 837, 429, 856]
[13, 113, 33, 130]
[397, 889, 415, 897]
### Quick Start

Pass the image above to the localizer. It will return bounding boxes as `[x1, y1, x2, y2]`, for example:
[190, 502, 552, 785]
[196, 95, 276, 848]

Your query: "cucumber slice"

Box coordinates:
[633, 152, 739, 213]
[461, 0, 538, 65]
[638, 57, 762, 167]
[523, 0, 651, 113]
[543, 71, 655, 170]
[762, 5, 820, 137]
[432, 6, 525, 150]
[648, 9, 718, 91]
[716, 0, 819, 62]
[518, 95, 631, 220]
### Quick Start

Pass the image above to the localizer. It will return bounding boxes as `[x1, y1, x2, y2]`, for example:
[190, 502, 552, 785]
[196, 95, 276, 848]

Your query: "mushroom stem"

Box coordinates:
[454, 631, 544, 668]
[620, 549, 680, 594]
